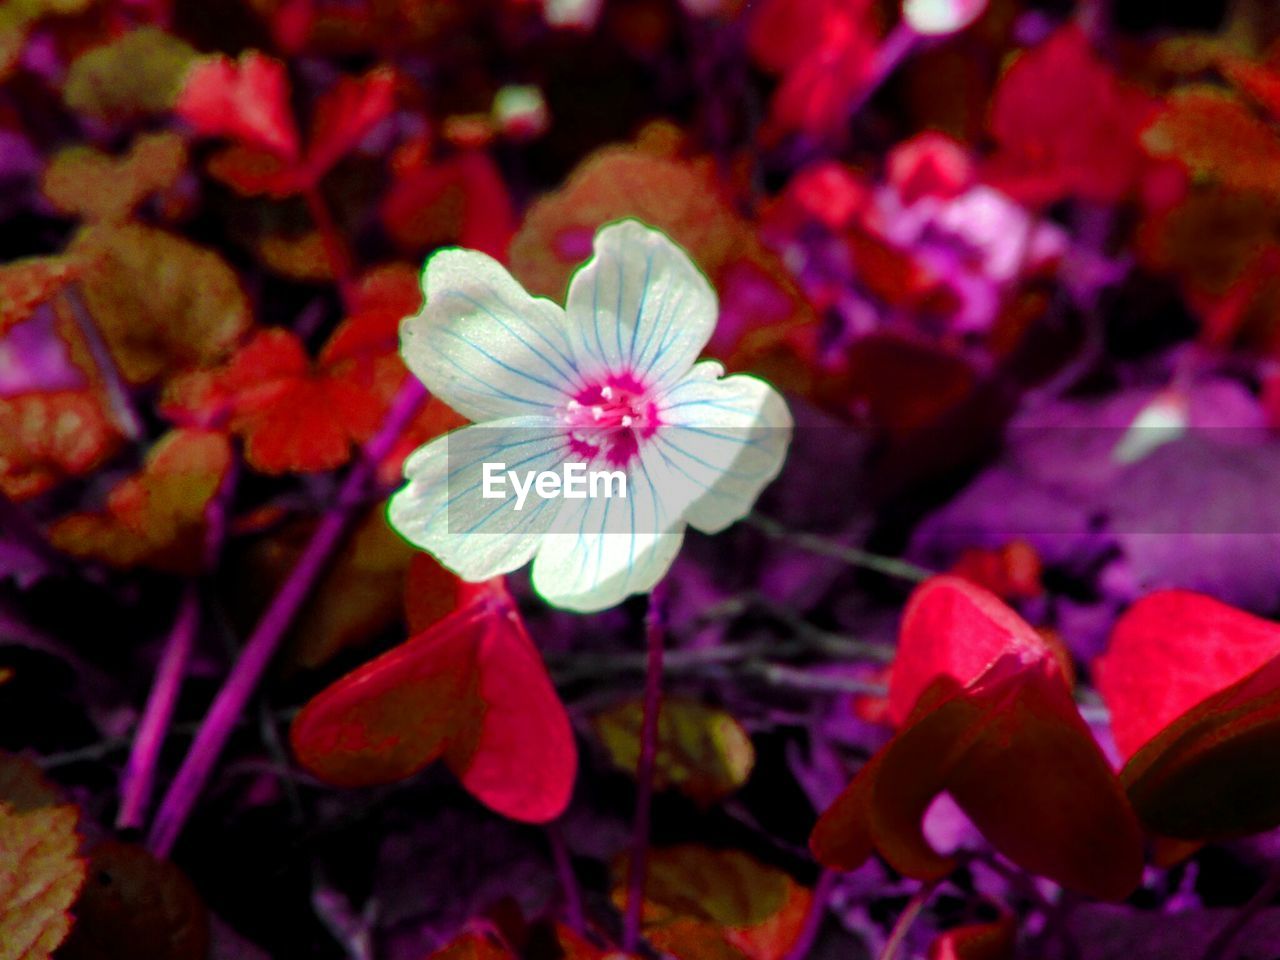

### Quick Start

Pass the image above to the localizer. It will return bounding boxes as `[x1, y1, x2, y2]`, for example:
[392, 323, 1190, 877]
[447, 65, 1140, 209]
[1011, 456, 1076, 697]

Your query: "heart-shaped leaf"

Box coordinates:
[290, 582, 576, 823]
[593, 697, 755, 807]
[814, 578, 1143, 901]
[1096, 590, 1280, 759]
[888, 574, 1052, 726]
[1123, 649, 1280, 840]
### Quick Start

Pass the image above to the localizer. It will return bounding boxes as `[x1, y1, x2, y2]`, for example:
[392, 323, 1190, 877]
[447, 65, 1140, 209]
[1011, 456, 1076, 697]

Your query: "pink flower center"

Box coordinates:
[560, 373, 660, 467]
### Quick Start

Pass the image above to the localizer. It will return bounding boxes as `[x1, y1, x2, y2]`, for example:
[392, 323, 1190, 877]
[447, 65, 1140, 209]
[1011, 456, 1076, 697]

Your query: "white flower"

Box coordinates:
[902, 0, 987, 36]
[387, 220, 793, 613]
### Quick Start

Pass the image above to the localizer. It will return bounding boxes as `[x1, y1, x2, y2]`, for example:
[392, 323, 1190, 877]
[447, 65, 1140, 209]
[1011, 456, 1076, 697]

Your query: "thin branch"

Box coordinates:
[747, 513, 933, 583]
[547, 823, 586, 934]
[783, 869, 838, 960]
[622, 581, 668, 951]
[146, 379, 427, 857]
[877, 880, 938, 960]
[116, 583, 201, 830]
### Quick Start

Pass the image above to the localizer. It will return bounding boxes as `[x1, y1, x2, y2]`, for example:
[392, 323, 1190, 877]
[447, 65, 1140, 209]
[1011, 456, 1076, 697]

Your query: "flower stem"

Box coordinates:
[548, 823, 585, 934]
[783, 869, 837, 960]
[877, 880, 937, 960]
[117, 583, 200, 831]
[747, 513, 933, 583]
[304, 186, 358, 312]
[846, 22, 920, 122]
[145, 379, 427, 857]
[622, 580, 668, 951]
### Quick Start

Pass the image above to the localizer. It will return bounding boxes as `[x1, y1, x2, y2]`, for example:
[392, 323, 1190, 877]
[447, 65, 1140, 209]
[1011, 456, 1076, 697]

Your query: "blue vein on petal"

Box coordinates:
[417, 435, 570, 530]
[434, 345, 549, 411]
[634, 282, 684, 380]
[614, 246, 625, 363]
[649, 435, 737, 505]
[447, 289, 582, 390]
[653, 431, 763, 482]
[636, 285, 693, 385]
[479, 287, 584, 381]
[627, 245, 656, 369]
[442, 328, 564, 396]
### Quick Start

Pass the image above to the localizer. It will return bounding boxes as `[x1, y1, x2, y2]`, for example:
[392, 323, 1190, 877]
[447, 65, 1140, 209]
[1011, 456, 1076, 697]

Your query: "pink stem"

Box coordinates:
[876, 880, 937, 960]
[783, 869, 837, 960]
[846, 22, 920, 123]
[118, 460, 238, 831]
[622, 580, 668, 951]
[146, 379, 427, 857]
[548, 823, 586, 934]
[117, 583, 201, 831]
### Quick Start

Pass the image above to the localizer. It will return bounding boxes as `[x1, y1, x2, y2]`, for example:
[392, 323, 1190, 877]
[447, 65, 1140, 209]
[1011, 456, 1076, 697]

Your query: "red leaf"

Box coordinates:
[443, 593, 578, 823]
[321, 264, 422, 366]
[290, 583, 576, 823]
[175, 52, 299, 160]
[928, 917, 1016, 960]
[303, 67, 395, 182]
[1221, 57, 1280, 124]
[1123, 655, 1280, 839]
[49, 429, 231, 575]
[162, 329, 386, 475]
[0, 390, 123, 502]
[814, 580, 1143, 901]
[204, 145, 299, 199]
[1095, 591, 1280, 760]
[829, 334, 975, 435]
[0, 257, 80, 335]
[403, 553, 478, 635]
[887, 575, 1051, 727]
[381, 152, 516, 260]
[949, 541, 1043, 602]
[1119, 604, 1280, 839]
[986, 26, 1155, 205]
[887, 132, 975, 205]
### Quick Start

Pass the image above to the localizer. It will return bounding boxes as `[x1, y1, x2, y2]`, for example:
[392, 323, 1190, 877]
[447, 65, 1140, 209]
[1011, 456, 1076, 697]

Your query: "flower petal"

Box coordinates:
[402, 249, 585, 421]
[387, 417, 573, 581]
[564, 220, 716, 387]
[654, 362, 793, 534]
[531, 445, 686, 612]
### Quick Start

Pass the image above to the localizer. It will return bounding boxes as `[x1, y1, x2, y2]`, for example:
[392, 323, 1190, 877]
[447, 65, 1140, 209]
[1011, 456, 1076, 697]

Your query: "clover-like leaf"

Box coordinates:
[70, 224, 252, 386]
[1143, 87, 1280, 196]
[610, 845, 810, 960]
[290, 581, 577, 823]
[42, 133, 188, 224]
[593, 697, 755, 807]
[0, 390, 122, 502]
[1096, 591, 1280, 759]
[813, 578, 1143, 901]
[49, 429, 232, 575]
[0, 256, 80, 335]
[58, 842, 208, 960]
[63, 27, 198, 120]
[0, 753, 86, 960]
